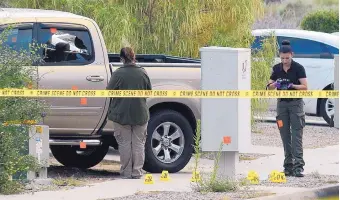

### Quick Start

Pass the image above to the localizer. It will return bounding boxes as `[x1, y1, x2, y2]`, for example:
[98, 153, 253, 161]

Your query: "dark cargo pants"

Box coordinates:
[276, 99, 306, 172]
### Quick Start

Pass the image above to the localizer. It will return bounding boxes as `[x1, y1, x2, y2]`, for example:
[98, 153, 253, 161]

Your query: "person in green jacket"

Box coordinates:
[106, 47, 152, 179]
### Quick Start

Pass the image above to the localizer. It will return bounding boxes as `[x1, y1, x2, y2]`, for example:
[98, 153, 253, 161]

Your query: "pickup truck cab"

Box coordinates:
[0, 8, 201, 173]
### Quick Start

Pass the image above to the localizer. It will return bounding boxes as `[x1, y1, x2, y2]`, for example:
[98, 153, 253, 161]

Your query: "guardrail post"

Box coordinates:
[200, 47, 251, 178]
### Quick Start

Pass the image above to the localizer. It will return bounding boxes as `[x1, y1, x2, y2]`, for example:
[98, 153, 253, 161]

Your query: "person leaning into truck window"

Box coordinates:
[106, 47, 152, 179]
[267, 40, 308, 178]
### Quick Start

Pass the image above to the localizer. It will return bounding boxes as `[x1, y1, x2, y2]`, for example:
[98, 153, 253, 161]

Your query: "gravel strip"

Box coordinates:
[108, 190, 276, 200]
[252, 122, 339, 148]
[199, 172, 339, 189]
[256, 174, 339, 188]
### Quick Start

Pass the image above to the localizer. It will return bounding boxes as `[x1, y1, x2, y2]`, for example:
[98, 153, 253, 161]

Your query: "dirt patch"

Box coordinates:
[107, 190, 277, 200]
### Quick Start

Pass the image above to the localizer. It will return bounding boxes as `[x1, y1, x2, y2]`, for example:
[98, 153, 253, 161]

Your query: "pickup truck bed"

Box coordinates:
[108, 53, 201, 63]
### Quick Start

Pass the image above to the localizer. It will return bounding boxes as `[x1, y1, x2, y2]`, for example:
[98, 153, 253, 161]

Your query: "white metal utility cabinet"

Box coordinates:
[200, 46, 251, 178]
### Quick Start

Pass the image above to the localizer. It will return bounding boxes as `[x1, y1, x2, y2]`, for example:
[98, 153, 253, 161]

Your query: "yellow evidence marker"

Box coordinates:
[269, 170, 286, 183]
[144, 174, 154, 184]
[247, 170, 259, 184]
[160, 170, 170, 181]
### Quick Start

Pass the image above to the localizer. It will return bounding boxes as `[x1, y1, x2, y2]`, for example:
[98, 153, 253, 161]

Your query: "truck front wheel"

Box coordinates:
[143, 110, 194, 173]
[50, 143, 109, 169]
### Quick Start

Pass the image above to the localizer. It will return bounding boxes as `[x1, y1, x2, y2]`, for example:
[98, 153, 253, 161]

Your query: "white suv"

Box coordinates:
[251, 29, 339, 125]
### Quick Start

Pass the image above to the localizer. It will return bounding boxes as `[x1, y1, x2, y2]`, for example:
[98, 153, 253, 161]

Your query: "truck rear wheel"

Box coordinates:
[50, 143, 109, 169]
[143, 110, 194, 173]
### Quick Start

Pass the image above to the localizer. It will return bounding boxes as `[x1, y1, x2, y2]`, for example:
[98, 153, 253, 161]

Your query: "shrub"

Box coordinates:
[0, 27, 46, 194]
[250, 34, 278, 126]
[300, 9, 339, 33]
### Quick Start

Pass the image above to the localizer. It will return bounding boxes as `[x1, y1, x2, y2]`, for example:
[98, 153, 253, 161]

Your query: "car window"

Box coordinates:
[324, 44, 339, 55]
[0, 25, 33, 53]
[38, 25, 94, 65]
[251, 36, 264, 55]
[251, 36, 267, 50]
[251, 35, 279, 55]
[277, 36, 333, 59]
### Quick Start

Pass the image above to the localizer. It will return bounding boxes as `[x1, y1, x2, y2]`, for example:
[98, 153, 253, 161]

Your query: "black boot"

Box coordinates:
[294, 168, 304, 177]
[283, 169, 294, 177]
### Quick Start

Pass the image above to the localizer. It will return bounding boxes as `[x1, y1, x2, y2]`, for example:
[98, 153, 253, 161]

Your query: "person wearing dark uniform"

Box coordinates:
[267, 40, 308, 177]
[106, 47, 152, 179]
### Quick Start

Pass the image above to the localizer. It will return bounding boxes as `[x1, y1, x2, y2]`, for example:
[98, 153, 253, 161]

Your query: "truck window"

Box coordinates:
[38, 25, 94, 65]
[0, 26, 33, 53]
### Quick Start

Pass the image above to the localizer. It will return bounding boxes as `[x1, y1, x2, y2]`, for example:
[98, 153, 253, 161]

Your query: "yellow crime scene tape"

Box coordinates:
[0, 89, 338, 98]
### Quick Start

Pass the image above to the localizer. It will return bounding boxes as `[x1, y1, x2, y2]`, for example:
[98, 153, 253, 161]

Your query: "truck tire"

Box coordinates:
[50, 143, 109, 169]
[143, 110, 194, 173]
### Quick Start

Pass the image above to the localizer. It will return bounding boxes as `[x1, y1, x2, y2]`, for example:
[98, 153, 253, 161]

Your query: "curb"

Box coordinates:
[254, 116, 329, 127]
[252, 184, 339, 200]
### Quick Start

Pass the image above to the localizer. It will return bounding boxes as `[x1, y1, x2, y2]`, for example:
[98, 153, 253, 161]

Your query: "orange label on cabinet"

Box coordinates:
[223, 136, 231, 144]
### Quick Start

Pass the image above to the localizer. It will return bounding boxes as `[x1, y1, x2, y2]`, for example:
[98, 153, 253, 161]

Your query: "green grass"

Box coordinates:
[52, 177, 85, 187]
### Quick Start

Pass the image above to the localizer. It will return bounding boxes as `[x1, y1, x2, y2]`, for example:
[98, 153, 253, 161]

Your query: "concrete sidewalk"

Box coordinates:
[1, 145, 338, 200]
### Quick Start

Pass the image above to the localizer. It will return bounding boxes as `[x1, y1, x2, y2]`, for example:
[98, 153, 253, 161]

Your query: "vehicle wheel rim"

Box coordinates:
[325, 98, 335, 119]
[151, 122, 185, 164]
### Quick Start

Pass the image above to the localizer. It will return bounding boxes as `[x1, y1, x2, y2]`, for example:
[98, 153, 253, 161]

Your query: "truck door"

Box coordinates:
[36, 22, 109, 135]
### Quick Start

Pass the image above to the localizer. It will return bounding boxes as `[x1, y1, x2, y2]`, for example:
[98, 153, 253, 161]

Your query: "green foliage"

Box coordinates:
[300, 9, 339, 33]
[251, 35, 278, 126]
[0, 27, 46, 194]
[10, 0, 265, 56]
[192, 120, 201, 175]
[314, 0, 339, 6]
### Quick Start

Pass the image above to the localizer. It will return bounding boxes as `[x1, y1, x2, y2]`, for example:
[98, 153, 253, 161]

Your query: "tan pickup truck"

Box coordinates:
[0, 8, 201, 173]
